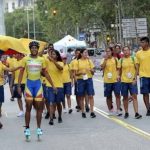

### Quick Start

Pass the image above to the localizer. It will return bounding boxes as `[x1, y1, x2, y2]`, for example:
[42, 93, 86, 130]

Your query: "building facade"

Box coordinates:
[4, 0, 34, 12]
[0, 0, 6, 35]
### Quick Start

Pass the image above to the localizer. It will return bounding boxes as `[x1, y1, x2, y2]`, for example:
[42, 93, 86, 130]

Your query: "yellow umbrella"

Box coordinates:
[0, 35, 29, 54]
[19, 38, 47, 53]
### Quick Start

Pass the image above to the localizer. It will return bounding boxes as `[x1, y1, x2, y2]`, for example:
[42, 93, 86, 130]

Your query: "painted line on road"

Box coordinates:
[93, 78, 150, 140]
[94, 107, 150, 140]
[71, 91, 150, 140]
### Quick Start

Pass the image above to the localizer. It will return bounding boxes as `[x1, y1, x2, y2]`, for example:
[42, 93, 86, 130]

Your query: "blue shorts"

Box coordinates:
[64, 82, 72, 95]
[74, 82, 78, 95]
[104, 82, 121, 97]
[140, 77, 150, 94]
[13, 84, 25, 99]
[42, 84, 48, 99]
[77, 78, 95, 96]
[121, 82, 138, 96]
[0, 86, 4, 103]
[25, 79, 43, 101]
[47, 87, 64, 104]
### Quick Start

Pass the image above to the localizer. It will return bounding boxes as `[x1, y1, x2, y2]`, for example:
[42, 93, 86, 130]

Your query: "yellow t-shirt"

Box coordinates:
[43, 54, 48, 59]
[118, 57, 137, 83]
[70, 59, 77, 71]
[22, 56, 46, 81]
[62, 64, 71, 83]
[41, 54, 49, 84]
[45, 59, 64, 88]
[14, 59, 27, 84]
[101, 57, 118, 83]
[74, 58, 94, 79]
[7, 57, 16, 68]
[0, 62, 7, 85]
[136, 49, 150, 77]
[7, 57, 17, 74]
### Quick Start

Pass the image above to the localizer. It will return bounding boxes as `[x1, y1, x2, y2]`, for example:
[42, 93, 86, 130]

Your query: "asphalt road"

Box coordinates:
[0, 73, 150, 150]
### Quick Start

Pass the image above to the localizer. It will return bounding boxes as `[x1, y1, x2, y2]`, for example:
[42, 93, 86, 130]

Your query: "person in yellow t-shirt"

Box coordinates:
[74, 48, 96, 118]
[18, 41, 55, 138]
[6, 55, 17, 101]
[0, 60, 20, 117]
[45, 50, 64, 125]
[41, 43, 55, 120]
[118, 46, 142, 119]
[100, 47, 122, 116]
[12, 53, 27, 117]
[61, 53, 73, 114]
[136, 37, 150, 116]
[70, 49, 81, 111]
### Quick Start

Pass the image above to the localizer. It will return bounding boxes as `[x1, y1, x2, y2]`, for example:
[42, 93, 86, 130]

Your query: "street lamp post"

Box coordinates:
[0, 0, 6, 35]
[32, 0, 36, 39]
[26, 7, 30, 38]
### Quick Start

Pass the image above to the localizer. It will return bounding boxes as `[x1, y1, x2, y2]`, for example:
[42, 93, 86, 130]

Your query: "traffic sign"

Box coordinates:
[122, 18, 148, 38]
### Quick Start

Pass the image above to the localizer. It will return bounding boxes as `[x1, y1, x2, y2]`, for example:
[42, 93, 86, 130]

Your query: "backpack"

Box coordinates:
[120, 56, 135, 66]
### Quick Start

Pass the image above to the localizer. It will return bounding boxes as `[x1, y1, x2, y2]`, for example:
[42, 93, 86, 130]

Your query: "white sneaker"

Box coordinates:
[63, 108, 67, 113]
[108, 109, 114, 116]
[17, 111, 24, 117]
[116, 110, 122, 116]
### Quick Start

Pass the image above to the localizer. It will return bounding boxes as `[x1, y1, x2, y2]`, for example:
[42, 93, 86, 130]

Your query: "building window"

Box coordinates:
[12, 2, 15, 10]
[5, 3, 8, 12]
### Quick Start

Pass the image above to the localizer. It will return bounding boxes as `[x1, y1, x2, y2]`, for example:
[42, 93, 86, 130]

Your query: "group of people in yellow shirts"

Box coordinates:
[0, 41, 96, 139]
[101, 36, 150, 119]
[0, 36, 150, 139]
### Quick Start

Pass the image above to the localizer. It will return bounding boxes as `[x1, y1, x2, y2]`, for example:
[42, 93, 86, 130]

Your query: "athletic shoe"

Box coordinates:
[63, 108, 67, 113]
[68, 108, 73, 114]
[75, 106, 80, 109]
[76, 106, 80, 112]
[108, 109, 114, 116]
[85, 106, 90, 113]
[10, 98, 14, 101]
[24, 128, 31, 136]
[90, 112, 96, 118]
[135, 113, 142, 119]
[116, 110, 122, 116]
[124, 112, 129, 119]
[120, 107, 123, 111]
[58, 117, 62, 123]
[0, 122, 3, 129]
[45, 112, 50, 119]
[36, 128, 43, 136]
[17, 111, 24, 117]
[146, 109, 150, 116]
[49, 119, 54, 125]
[82, 113, 86, 118]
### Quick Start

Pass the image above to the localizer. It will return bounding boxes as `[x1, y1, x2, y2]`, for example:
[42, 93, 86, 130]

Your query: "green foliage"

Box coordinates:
[5, 0, 150, 42]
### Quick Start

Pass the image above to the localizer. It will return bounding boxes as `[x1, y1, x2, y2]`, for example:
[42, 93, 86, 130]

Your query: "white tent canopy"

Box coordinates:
[54, 35, 86, 53]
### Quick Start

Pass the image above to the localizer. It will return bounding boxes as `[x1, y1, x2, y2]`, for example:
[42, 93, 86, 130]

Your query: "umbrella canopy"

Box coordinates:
[54, 35, 87, 53]
[0, 35, 29, 54]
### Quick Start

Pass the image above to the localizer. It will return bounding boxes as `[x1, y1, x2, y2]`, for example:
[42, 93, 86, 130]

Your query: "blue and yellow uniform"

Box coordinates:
[22, 56, 46, 101]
